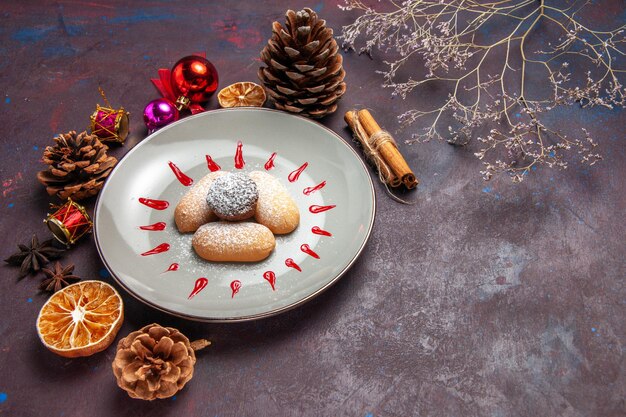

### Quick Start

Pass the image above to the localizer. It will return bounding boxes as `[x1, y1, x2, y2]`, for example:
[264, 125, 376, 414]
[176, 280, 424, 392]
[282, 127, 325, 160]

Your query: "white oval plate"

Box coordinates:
[94, 108, 375, 322]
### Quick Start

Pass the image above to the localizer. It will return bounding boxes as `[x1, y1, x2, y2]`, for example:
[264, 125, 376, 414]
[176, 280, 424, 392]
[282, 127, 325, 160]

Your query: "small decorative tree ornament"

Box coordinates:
[258, 8, 347, 118]
[151, 53, 219, 114]
[89, 88, 130, 145]
[112, 323, 210, 401]
[44, 198, 93, 246]
[143, 98, 180, 133]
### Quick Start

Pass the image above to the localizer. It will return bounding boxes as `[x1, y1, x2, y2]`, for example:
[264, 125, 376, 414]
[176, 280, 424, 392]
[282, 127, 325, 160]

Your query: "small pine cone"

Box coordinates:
[112, 324, 201, 401]
[36, 130, 118, 201]
[258, 8, 347, 118]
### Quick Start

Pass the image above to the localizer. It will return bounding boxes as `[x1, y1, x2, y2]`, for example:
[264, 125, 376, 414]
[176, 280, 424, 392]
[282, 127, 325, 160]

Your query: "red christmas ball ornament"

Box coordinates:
[170, 55, 218, 110]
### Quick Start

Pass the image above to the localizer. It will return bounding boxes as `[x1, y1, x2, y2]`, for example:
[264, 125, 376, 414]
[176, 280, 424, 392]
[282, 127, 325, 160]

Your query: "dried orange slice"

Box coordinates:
[36, 280, 124, 358]
[218, 82, 267, 108]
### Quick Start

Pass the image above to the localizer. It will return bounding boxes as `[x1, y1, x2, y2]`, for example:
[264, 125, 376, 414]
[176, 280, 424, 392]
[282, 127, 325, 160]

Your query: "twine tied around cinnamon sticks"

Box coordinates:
[345, 109, 418, 203]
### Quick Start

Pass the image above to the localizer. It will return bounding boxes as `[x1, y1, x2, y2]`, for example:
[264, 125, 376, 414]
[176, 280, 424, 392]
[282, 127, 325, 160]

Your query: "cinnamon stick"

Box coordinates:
[345, 109, 418, 189]
[344, 111, 401, 187]
[358, 110, 418, 189]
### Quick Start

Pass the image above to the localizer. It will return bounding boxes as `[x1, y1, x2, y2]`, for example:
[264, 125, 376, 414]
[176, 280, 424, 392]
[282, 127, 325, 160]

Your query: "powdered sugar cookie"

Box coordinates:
[250, 171, 300, 234]
[192, 222, 276, 262]
[206, 172, 258, 221]
[175, 171, 226, 233]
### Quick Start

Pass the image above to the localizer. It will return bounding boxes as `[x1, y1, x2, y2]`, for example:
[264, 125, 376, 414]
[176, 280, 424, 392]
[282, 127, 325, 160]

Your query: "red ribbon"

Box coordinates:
[151, 52, 206, 114]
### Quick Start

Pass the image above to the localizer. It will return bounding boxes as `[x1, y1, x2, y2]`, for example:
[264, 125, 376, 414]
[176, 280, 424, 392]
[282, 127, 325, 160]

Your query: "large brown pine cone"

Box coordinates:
[112, 324, 199, 401]
[36, 130, 117, 201]
[258, 8, 347, 118]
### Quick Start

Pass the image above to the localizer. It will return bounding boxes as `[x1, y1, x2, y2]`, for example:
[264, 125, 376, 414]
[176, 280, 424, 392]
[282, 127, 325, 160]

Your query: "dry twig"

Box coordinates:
[340, 0, 624, 181]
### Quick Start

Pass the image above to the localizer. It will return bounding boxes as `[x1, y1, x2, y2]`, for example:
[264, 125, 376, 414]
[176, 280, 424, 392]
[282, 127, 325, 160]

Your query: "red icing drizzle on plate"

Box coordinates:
[139, 198, 169, 210]
[188, 277, 208, 299]
[309, 204, 335, 214]
[300, 244, 319, 259]
[234, 141, 244, 169]
[263, 271, 276, 291]
[168, 161, 193, 186]
[303, 180, 326, 195]
[230, 280, 241, 298]
[141, 243, 170, 256]
[164, 263, 179, 272]
[285, 258, 302, 272]
[206, 155, 221, 172]
[264, 152, 277, 170]
[288, 162, 308, 182]
[139, 222, 166, 231]
[311, 226, 332, 236]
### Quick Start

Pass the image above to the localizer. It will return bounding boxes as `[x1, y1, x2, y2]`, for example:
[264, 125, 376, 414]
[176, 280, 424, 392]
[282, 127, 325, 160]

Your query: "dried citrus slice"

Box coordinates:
[36, 280, 124, 358]
[218, 82, 267, 108]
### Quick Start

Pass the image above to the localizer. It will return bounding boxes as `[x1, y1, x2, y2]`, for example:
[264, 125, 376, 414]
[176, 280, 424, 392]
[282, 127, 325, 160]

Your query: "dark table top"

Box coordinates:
[1, 1, 624, 416]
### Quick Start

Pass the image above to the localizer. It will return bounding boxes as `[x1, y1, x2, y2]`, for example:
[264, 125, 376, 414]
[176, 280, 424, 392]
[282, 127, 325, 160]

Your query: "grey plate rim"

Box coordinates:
[93, 107, 376, 323]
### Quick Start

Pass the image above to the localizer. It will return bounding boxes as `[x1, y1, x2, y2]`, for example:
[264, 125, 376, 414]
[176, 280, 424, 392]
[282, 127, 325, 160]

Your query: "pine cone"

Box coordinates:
[36, 130, 118, 201]
[258, 8, 347, 118]
[112, 324, 204, 401]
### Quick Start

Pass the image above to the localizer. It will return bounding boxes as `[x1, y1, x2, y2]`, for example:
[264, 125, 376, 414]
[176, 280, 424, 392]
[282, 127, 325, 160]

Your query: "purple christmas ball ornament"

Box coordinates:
[143, 98, 179, 133]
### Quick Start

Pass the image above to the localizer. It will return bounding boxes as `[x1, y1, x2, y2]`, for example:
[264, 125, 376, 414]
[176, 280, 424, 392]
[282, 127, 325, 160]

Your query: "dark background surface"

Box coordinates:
[0, 1, 624, 416]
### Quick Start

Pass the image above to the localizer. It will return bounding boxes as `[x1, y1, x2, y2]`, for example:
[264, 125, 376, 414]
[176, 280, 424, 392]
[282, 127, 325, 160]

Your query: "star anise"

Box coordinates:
[39, 261, 80, 293]
[4, 234, 65, 278]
